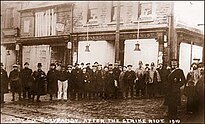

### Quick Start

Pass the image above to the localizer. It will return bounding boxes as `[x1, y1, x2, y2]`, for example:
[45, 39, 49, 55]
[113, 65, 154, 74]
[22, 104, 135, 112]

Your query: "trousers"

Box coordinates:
[57, 80, 68, 100]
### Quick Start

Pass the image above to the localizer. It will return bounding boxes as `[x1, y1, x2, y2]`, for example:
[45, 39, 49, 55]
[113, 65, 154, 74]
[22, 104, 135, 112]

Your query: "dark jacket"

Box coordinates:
[9, 69, 21, 93]
[21, 67, 33, 88]
[167, 68, 185, 106]
[113, 67, 121, 81]
[32, 69, 47, 95]
[104, 71, 116, 94]
[72, 68, 82, 90]
[47, 69, 58, 94]
[1, 68, 9, 93]
[124, 70, 136, 86]
[57, 70, 68, 81]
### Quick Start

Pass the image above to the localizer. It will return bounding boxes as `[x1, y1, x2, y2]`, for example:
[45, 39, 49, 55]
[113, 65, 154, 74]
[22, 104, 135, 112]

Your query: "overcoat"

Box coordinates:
[20, 67, 33, 88]
[1, 68, 9, 93]
[47, 69, 58, 95]
[9, 69, 21, 93]
[104, 71, 116, 94]
[166, 68, 185, 106]
[32, 69, 47, 95]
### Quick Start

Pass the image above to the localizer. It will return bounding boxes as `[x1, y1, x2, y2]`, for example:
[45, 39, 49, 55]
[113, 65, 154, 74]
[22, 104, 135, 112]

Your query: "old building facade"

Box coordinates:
[1, 1, 22, 72]
[1, 1, 204, 74]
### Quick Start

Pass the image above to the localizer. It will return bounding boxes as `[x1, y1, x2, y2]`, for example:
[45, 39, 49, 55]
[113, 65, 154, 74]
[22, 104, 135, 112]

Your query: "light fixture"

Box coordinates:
[134, 20, 141, 51]
[85, 44, 90, 52]
[134, 41, 141, 51]
[15, 44, 20, 51]
[67, 41, 72, 49]
[85, 23, 91, 52]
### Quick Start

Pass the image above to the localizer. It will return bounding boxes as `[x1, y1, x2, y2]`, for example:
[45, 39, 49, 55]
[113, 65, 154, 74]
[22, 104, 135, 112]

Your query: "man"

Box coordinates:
[157, 63, 169, 96]
[194, 62, 204, 122]
[47, 63, 58, 101]
[1, 63, 9, 105]
[185, 63, 199, 114]
[97, 64, 104, 99]
[147, 62, 161, 98]
[104, 68, 116, 99]
[56, 61, 62, 71]
[32, 63, 47, 102]
[119, 66, 127, 99]
[135, 61, 146, 97]
[86, 63, 92, 75]
[21, 62, 33, 100]
[91, 65, 98, 99]
[57, 65, 68, 101]
[9, 64, 21, 101]
[72, 63, 82, 100]
[124, 65, 136, 98]
[113, 62, 121, 99]
[166, 59, 185, 119]
[67, 65, 74, 100]
[80, 63, 84, 70]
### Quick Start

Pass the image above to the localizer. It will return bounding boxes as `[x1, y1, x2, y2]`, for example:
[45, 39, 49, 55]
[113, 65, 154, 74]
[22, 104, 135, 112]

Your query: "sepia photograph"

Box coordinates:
[0, 1, 204, 123]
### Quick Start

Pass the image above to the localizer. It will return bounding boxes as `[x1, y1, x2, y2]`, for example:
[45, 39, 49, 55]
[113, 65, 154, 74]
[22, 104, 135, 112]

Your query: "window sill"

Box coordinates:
[107, 21, 124, 25]
[132, 16, 155, 23]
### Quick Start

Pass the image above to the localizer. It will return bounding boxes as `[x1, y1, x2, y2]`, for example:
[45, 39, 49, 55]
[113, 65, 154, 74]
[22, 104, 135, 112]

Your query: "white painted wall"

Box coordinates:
[124, 39, 159, 70]
[78, 40, 115, 66]
[179, 42, 203, 76]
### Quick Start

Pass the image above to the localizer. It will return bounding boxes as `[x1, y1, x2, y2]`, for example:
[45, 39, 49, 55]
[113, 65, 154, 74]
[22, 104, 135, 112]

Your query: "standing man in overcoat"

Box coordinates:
[32, 63, 47, 102]
[1, 63, 9, 105]
[47, 63, 58, 101]
[167, 59, 185, 119]
[21, 62, 33, 100]
[9, 64, 21, 101]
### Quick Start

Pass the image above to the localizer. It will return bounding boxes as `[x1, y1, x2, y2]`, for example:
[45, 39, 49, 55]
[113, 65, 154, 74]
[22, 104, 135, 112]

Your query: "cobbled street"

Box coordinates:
[1, 93, 197, 123]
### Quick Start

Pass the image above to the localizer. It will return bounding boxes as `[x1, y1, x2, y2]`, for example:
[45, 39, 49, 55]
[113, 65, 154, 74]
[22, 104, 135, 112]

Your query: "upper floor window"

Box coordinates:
[4, 8, 14, 28]
[140, 2, 153, 17]
[111, 2, 123, 22]
[86, 2, 98, 24]
[132, 2, 156, 22]
[35, 8, 56, 37]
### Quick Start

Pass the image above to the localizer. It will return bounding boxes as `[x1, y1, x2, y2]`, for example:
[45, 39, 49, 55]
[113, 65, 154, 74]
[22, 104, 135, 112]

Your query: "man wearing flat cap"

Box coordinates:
[1, 63, 9, 105]
[32, 63, 47, 102]
[21, 62, 33, 100]
[166, 59, 185, 119]
[124, 64, 136, 98]
[9, 64, 21, 101]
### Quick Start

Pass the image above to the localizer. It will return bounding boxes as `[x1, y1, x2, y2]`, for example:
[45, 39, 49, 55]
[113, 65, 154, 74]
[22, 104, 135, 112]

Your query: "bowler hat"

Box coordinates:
[127, 65, 132, 67]
[24, 62, 29, 66]
[198, 62, 204, 68]
[37, 63, 42, 67]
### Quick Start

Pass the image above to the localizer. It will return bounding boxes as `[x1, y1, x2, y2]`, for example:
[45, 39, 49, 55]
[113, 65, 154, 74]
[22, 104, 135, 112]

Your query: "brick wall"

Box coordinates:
[73, 2, 172, 33]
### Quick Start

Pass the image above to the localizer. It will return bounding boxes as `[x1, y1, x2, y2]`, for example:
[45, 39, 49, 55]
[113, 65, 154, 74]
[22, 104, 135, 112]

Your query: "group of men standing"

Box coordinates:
[0, 59, 204, 121]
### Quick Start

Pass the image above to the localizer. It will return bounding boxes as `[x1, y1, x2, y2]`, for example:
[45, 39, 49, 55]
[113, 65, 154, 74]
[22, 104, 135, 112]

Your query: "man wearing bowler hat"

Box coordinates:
[166, 59, 185, 119]
[32, 63, 47, 102]
[21, 62, 33, 100]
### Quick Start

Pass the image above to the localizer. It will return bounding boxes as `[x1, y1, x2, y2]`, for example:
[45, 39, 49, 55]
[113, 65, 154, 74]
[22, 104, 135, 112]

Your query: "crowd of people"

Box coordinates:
[0, 59, 204, 120]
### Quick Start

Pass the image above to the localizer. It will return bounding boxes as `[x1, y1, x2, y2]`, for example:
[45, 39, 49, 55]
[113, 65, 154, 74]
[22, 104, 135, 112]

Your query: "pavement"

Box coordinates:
[0, 93, 203, 123]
